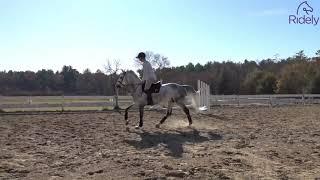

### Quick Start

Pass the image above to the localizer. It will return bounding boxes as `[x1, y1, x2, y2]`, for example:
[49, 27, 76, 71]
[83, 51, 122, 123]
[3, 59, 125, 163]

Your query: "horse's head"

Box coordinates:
[115, 70, 128, 89]
[297, 1, 313, 15]
[115, 70, 141, 90]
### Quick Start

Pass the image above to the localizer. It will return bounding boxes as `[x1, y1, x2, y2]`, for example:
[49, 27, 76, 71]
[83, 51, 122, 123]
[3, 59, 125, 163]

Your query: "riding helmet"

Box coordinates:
[136, 52, 146, 59]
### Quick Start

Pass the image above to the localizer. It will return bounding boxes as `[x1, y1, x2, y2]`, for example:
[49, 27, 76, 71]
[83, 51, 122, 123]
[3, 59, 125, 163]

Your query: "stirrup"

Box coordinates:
[147, 100, 154, 105]
[147, 97, 153, 105]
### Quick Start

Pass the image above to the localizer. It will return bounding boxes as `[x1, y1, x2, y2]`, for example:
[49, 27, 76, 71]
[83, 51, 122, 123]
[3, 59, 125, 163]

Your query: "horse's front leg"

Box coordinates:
[124, 104, 134, 125]
[136, 105, 144, 128]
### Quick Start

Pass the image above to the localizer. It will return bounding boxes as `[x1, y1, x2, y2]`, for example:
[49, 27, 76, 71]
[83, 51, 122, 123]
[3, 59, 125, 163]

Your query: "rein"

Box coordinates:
[117, 71, 142, 93]
[126, 83, 142, 94]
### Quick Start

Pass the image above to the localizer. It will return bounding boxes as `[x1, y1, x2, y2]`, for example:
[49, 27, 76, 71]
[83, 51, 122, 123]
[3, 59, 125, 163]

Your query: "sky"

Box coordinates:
[0, 0, 320, 72]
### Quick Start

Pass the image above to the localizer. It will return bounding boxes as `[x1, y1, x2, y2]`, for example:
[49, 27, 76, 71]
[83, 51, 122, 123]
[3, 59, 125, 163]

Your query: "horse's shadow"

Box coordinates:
[124, 128, 222, 158]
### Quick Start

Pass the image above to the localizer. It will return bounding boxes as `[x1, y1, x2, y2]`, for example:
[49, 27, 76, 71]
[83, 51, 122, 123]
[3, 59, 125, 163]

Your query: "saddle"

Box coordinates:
[142, 81, 161, 94]
[142, 81, 161, 105]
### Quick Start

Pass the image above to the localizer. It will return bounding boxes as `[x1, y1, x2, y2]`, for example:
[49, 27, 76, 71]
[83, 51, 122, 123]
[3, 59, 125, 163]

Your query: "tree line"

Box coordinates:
[1, 50, 320, 96]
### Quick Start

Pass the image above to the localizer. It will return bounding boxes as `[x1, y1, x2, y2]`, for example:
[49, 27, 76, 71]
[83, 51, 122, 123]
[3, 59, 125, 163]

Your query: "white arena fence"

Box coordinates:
[197, 80, 211, 111]
[1, 94, 320, 112]
[0, 96, 126, 111]
[211, 94, 320, 106]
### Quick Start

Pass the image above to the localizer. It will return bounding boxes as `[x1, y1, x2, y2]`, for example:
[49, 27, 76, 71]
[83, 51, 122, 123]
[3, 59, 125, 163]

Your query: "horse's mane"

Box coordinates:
[127, 70, 141, 80]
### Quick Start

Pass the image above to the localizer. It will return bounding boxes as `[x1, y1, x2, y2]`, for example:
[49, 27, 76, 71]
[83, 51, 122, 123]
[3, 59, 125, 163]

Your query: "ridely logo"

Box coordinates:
[289, 1, 319, 26]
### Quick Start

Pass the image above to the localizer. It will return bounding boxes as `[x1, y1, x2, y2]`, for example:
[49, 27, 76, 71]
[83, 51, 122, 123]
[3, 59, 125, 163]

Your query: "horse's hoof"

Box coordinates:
[135, 125, 142, 129]
[155, 124, 160, 128]
[125, 121, 129, 125]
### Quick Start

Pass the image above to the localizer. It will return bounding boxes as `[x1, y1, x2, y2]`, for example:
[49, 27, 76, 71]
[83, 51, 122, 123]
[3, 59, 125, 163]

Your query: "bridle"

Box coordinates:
[116, 71, 142, 92]
[116, 71, 127, 88]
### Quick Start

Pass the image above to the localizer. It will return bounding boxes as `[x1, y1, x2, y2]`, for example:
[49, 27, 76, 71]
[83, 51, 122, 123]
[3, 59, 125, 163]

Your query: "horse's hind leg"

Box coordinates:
[177, 102, 192, 126]
[156, 101, 173, 128]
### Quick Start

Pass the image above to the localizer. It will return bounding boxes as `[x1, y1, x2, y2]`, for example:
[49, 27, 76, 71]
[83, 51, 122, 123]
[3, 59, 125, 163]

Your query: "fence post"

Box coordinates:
[302, 94, 305, 106]
[237, 95, 240, 107]
[202, 81, 205, 108]
[197, 80, 200, 107]
[207, 83, 210, 110]
[61, 95, 65, 111]
[222, 94, 224, 107]
[28, 96, 32, 105]
[215, 95, 218, 106]
[269, 96, 272, 107]
[197, 80, 211, 110]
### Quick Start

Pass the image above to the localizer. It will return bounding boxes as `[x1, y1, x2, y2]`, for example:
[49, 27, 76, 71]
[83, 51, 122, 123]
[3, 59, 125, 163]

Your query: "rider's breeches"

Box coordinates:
[144, 79, 156, 91]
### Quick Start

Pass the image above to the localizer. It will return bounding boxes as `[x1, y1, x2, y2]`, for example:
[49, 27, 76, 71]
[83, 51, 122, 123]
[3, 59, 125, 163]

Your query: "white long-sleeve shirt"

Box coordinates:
[142, 60, 157, 81]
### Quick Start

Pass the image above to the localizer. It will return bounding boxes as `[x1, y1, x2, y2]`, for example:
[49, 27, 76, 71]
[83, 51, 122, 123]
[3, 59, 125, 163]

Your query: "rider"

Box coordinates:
[136, 52, 157, 105]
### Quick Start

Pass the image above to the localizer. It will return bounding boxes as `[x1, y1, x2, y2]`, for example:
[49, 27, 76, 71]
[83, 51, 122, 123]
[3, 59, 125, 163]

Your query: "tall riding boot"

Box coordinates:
[147, 92, 153, 105]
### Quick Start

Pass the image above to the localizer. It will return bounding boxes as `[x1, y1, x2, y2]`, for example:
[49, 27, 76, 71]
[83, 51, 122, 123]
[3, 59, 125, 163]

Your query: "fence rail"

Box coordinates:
[1, 94, 320, 111]
[211, 94, 320, 106]
[0, 96, 133, 111]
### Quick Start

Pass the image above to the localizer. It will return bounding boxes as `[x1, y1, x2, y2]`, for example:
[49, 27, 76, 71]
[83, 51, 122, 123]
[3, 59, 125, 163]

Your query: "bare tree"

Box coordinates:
[134, 57, 142, 68]
[147, 51, 170, 69]
[104, 59, 122, 109]
[134, 51, 154, 68]
[134, 51, 170, 70]
[316, 50, 320, 58]
[273, 53, 280, 62]
[105, 59, 121, 75]
[294, 50, 307, 61]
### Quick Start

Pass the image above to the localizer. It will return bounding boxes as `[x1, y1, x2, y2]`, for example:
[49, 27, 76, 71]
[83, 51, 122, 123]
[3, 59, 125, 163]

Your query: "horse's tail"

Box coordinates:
[182, 85, 203, 112]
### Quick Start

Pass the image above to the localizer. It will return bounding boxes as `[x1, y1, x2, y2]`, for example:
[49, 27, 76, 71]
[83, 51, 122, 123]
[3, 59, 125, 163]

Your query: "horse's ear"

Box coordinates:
[121, 69, 125, 74]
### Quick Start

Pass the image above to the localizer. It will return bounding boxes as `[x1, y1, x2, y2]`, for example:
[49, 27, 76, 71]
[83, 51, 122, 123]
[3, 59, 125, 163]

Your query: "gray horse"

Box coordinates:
[115, 70, 201, 128]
